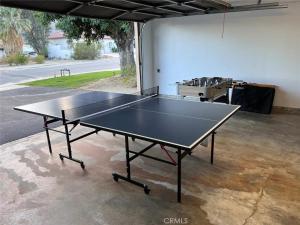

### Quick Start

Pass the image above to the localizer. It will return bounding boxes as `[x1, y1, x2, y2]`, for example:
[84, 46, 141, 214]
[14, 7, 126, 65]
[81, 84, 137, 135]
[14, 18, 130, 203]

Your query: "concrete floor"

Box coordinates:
[0, 112, 299, 225]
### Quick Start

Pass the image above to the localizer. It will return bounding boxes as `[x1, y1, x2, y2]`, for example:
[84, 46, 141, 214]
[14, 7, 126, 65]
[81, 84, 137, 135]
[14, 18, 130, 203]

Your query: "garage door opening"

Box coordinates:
[0, 8, 140, 96]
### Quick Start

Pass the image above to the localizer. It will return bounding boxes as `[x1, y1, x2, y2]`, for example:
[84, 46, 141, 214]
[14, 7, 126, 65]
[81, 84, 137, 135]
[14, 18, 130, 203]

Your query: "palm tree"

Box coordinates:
[0, 7, 30, 55]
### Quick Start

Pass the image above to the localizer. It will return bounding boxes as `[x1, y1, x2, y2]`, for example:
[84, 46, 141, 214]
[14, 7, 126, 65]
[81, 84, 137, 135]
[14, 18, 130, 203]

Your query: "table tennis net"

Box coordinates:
[63, 86, 159, 121]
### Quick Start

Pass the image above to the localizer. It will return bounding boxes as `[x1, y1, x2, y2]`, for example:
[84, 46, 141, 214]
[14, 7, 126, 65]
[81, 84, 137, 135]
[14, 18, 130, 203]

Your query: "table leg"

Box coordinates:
[43, 116, 52, 155]
[211, 132, 216, 164]
[177, 148, 182, 203]
[58, 110, 85, 170]
[125, 136, 131, 179]
[112, 135, 150, 194]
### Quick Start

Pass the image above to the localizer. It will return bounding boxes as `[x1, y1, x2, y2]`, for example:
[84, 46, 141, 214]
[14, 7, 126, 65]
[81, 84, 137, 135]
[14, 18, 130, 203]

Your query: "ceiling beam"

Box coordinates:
[172, 0, 207, 12]
[121, 0, 186, 15]
[163, 0, 205, 12]
[205, 0, 231, 8]
[65, 0, 91, 14]
[110, 11, 129, 20]
[67, 4, 85, 14]
[63, 0, 167, 20]
[121, 0, 175, 8]
[0, 0, 287, 23]
[209, 2, 287, 13]
[182, 4, 205, 11]
[63, 0, 230, 19]
[92, 3, 164, 20]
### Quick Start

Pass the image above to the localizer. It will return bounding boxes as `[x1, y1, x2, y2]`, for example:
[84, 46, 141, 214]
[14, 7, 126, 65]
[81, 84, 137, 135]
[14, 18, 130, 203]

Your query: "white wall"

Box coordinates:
[142, 2, 300, 108]
[141, 22, 155, 90]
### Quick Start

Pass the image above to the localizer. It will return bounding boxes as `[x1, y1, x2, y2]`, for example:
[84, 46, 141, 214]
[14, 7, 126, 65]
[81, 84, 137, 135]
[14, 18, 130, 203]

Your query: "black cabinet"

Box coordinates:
[232, 84, 275, 114]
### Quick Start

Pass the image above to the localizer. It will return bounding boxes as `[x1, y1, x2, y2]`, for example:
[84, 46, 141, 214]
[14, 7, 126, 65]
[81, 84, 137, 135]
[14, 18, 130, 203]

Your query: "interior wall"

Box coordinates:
[142, 2, 300, 108]
[141, 22, 154, 90]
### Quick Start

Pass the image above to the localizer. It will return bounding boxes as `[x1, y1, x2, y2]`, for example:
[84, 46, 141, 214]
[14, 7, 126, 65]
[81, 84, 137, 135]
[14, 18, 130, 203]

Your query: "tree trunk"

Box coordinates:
[111, 22, 136, 76]
[117, 39, 135, 74]
[21, 10, 49, 57]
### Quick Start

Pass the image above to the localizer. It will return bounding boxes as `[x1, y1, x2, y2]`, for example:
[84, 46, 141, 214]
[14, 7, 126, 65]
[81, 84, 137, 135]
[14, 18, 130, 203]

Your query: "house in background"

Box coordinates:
[48, 31, 72, 59]
[101, 36, 117, 54]
[1, 23, 118, 61]
[48, 24, 117, 59]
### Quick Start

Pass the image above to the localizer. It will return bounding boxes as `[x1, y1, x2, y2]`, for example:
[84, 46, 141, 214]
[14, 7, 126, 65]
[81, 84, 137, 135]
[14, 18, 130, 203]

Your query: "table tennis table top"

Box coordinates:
[14, 91, 144, 120]
[14, 90, 240, 149]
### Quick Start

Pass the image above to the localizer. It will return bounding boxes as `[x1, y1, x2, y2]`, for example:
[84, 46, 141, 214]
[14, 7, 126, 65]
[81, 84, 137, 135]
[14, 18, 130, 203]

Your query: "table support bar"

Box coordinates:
[129, 143, 156, 161]
[70, 130, 98, 143]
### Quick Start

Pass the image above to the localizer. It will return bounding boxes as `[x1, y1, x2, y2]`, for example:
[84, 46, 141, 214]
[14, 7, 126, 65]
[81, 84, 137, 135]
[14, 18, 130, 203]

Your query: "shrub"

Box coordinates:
[5, 53, 29, 65]
[14, 53, 29, 65]
[34, 55, 45, 64]
[73, 42, 101, 60]
[6, 55, 15, 66]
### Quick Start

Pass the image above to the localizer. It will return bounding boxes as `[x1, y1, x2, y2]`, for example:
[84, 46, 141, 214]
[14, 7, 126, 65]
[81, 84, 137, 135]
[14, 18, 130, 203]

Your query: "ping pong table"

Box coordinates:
[14, 87, 240, 202]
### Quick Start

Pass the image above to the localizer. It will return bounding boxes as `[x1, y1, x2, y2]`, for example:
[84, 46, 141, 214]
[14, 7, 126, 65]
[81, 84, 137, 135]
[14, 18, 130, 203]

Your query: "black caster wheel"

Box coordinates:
[112, 174, 119, 182]
[144, 186, 150, 195]
[113, 133, 116, 137]
[132, 137, 135, 142]
[80, 162, 85, 170]
[59, 154, 64, 161]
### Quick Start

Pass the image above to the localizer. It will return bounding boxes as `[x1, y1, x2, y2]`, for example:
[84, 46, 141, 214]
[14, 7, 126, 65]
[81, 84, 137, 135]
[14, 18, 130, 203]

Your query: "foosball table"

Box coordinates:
[177, 77, 232, 102]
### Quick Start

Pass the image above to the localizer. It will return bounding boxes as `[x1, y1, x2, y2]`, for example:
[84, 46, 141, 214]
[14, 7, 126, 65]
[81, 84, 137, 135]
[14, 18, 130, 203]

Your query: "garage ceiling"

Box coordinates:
[1, 0, 287, 22]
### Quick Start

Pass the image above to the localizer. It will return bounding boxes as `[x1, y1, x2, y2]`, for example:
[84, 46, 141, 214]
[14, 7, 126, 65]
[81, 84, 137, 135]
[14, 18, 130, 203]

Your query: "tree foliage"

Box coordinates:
[0, 7, 30, 55]
[21, 10, 50, 56]
[43, 14, 135, 73]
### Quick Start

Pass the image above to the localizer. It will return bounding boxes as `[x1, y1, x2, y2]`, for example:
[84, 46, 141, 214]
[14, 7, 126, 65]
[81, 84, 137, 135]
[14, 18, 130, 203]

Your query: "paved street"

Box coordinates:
[0, 87, 88, 144]
[0, 57, 120, 144]
[0, 57, 120, 86]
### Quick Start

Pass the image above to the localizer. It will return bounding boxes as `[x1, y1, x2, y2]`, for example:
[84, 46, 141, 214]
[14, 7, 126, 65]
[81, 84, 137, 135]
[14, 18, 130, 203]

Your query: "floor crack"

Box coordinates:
[242, 174, 271, 225]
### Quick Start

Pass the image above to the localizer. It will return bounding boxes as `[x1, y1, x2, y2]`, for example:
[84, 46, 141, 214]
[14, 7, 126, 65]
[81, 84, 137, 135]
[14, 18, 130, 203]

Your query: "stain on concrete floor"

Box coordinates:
[0, 112, 299, 225]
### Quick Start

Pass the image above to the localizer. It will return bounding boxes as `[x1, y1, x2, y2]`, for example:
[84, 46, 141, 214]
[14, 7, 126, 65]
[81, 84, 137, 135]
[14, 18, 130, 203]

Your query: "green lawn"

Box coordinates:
[21, 70, 120, 88]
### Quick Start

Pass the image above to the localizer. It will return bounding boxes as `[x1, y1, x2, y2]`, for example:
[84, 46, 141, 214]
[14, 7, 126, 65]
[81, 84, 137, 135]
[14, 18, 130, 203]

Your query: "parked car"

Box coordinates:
[25, 51, 38, 58]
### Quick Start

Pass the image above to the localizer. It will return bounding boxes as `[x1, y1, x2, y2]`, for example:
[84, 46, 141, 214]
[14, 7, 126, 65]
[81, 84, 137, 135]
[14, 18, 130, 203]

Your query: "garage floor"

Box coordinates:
[0, 111, 299, 225]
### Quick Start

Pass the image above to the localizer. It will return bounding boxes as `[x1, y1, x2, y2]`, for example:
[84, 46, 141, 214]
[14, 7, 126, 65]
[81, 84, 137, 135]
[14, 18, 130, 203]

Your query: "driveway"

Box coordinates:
[0, 87, 88, 144]
[0, 57, 120, 86]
